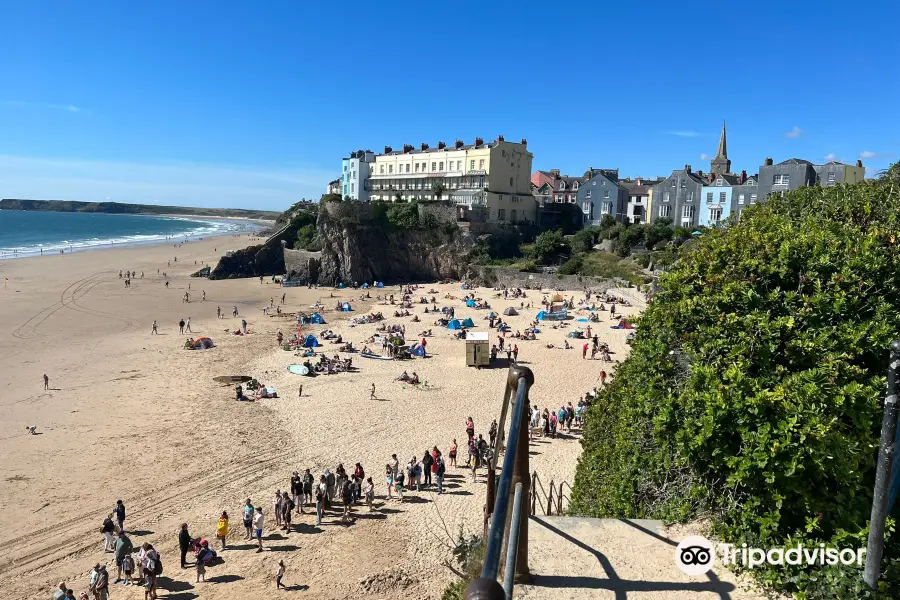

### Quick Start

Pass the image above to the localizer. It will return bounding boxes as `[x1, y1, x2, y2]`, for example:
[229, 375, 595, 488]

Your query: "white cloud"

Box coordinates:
[784, 126, 804, 139]
[2, 100, 83, 113]
[0, 155, 331, 211]
[699, 153, 711, 160]
[666, 131, 701, 137]
[859, 150, 877, 159]
[824, 153, 839, 161]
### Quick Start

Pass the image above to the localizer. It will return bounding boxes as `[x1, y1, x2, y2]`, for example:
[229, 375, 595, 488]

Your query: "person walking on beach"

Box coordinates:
[202, 290, 206, 302]
[364, 477, 375, 511]
[216, 306, 221, 319]
[273, 491, 283, 528]
[275, 559, 286, 589]
[436, 455, 446, 494]
[315, 475, 326, 526]
[421, 450, 433, 487]
[302, 470, 313, 511]
[44, 374, 49, 390]
[185, 318, 192, 333]
[232, 305, 238, 318]
[512, 344, 519, 361]
[370, 383, 376, 400]
[281, 491, 293, 533]
[253, 507, 265, 552]
[241, 318, 247, 334]
[114, 499, 126, 532]
[151, 320, 158, 334]
[242, 498, 254, 540]
[178, 319, 185, 334]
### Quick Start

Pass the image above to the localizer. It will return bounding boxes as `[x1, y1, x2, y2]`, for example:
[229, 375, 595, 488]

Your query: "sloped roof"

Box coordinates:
[710, 173, 742, 186]
[778, 158, 813, 166]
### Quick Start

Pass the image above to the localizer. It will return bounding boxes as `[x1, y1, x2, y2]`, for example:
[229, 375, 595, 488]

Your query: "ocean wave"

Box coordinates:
[0, 216, 263, 257]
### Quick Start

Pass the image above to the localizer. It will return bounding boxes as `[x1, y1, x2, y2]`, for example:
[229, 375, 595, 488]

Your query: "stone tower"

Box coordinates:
[710, 120, 732, 175]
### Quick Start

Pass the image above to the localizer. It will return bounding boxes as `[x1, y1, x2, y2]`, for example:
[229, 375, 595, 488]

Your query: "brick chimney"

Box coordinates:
[740, 169, 747, 184]
[521, 138, 527, 146]
[384, 146, 393, 154]
[685, 164, 692, 173]
[856, 159, 863, 168]
[765, 157, 773, 166]
[420, 142, 429, 151]
[636, 177, 642, 185]
[497, 135, 504, 142]
[403, 144, 413, 153]
[455, 139, 464, 149]
[474, 137, 483, 147]
[437, 141, 446, 150]
[549, 169, 560, 177]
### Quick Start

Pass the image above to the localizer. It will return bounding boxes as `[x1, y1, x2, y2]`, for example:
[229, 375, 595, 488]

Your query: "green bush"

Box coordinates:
[571, 176, 900, 598]
[528, 229, 570, 264]
[558, 253, 584, 275]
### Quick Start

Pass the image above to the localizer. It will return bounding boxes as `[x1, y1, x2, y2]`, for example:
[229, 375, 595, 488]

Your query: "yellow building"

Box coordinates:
[367, 136, 536, 224]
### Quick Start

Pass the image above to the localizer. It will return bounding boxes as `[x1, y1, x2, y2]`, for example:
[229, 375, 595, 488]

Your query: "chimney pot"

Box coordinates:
[856, 159, 863, 168]
[475, 137, 483, 147]
[384, 146, 393, 154]
[420, 142, 429, 151]
[521, 138, 527, 146]
[636, 177, 642, 185]
[455, 139, 463, 149]
[765, 157, 773, 166]
[498, 135, 504, 142]
[438, 141, 446, 150]
[685, 164, 692, 173]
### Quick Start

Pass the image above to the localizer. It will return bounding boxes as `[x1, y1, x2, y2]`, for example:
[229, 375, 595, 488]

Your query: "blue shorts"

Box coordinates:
[255, 528, 262, 538]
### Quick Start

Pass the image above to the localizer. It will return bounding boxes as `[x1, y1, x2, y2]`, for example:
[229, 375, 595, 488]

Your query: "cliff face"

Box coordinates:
[209, 240, 286, 279]
[313, 207, 473, 285]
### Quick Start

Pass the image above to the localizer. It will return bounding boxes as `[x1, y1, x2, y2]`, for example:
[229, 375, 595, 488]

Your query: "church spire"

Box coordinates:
[710, 119, 732, 175]
[716, 119, 727, 159]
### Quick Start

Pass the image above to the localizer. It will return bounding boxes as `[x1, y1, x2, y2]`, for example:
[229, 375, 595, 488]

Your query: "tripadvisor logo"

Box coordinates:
[675, 535, 866, 575]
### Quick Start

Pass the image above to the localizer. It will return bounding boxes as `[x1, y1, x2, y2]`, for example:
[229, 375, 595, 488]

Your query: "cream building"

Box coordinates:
[366, 136, 536, 224]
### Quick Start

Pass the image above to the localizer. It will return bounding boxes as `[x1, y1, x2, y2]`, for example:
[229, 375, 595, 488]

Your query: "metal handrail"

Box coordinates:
[481, 376, 529, 580]
[465, 365, 534, 600]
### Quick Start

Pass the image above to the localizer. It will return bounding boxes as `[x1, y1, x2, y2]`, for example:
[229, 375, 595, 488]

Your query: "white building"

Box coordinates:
[363, 136, 536, 224]
[340, 150, 375, 201]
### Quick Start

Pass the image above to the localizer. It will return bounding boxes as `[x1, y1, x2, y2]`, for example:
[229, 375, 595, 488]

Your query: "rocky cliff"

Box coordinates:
[311, 205, 473, 284]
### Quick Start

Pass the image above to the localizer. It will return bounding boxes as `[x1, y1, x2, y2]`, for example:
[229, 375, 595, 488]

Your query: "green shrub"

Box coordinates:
[528, 229, 570, 264]
[571, 175, 900, 598]
[558, 254, 584, 275]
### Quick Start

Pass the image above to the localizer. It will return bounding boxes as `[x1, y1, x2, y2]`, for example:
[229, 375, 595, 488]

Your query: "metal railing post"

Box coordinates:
[864, 340, 900, 589]
[502, 483, 525, 598]
[465, 364, 534, 600]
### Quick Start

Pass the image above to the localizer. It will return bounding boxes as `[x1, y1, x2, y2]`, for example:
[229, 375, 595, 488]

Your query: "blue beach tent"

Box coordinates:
[447, 318, 462, 330]
[340, 302, 353, 311]
[310, 313, 326, 324]
[461, 317, 475, 328]
[302, 334, 321, 348]
[376, 281, 384, 288]
[466, 299, 476, 308]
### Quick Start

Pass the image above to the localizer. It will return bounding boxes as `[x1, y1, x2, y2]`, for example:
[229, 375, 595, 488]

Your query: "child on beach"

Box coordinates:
[276, 560, 285, 589]
[448, 439, 458, 467]
[121, 554, 134, 585]
[216, 511, 228, 550]
[365, 477, 375, 511]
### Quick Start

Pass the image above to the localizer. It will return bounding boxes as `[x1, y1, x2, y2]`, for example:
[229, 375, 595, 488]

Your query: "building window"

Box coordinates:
[773, 174, 790, 185]
[738, 193, 745, 205]
[682, 205, 695, 221]
[439, 161, 444, 171]
[480, 176, 485, 187]
[707, 192, 713, 203]
[380, 165, 384, 174]
[555, 194, 562, 202]
[659, 205, 671, 218]
[479, 159, 485, 169]
[827, 172, 836, 183]
[470, 160, 475, 170]
[688, 191, 693, 201]
[604, 190, 610, 198]
[663, 191, 670, 202]
[719, 192, 727, 203]
[343, 165, 348, 172]
[680, 179, 685, 188]
[573, 182, 579, 191]
[431, 162, 436, 171]
[715, 179, 723, 186]
[510, 209, 517, 222]
[351, 183, 355, 193]
[509, 177, 513, 186]
[406, 164, 410, 173]
[582, 201, 591, 212]
[498, 208, 506, 221]
[750, 193, 757, 204]
[710, 207, 722, 222]
[586, 190, 591, 199]
[559, 182, 566, 190]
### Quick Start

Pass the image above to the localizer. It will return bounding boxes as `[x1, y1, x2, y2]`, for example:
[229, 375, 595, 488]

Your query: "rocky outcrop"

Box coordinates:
[209, 241, 286, 279]
[313, 206, 473, 285]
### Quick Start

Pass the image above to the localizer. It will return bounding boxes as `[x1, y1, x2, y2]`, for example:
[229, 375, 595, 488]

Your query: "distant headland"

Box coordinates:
[0, 198, 280, 220]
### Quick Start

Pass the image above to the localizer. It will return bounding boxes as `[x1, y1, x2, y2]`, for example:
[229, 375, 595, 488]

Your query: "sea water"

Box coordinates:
[0, 210, 262, 258]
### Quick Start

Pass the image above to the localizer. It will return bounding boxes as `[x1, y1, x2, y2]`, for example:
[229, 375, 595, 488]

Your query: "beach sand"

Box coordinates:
[0, 236, 711, 599]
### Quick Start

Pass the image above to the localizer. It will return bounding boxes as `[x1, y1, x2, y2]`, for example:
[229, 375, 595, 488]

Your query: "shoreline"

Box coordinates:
[0, 213, 269, 262]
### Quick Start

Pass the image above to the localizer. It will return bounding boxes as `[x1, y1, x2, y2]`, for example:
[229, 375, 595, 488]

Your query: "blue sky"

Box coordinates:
[1, 1, 897, 210]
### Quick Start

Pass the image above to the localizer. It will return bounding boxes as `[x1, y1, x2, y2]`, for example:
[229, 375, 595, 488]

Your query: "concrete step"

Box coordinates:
[514, 516, 769, 599]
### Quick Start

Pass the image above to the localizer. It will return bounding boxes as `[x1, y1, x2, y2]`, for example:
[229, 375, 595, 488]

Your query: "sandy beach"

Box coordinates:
[0, 235, 645, 599]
